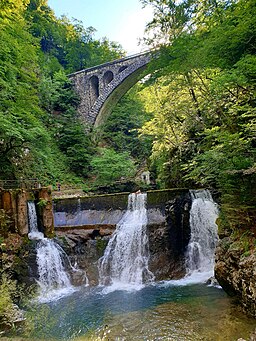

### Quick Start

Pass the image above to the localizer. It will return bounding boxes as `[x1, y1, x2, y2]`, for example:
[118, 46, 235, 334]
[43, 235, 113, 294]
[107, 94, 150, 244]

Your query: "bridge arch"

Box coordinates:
[103, 71, 114, 86]
[89, 75, 99, 105]
[69, 52, 153, 127]
[118, 65, 128, 73]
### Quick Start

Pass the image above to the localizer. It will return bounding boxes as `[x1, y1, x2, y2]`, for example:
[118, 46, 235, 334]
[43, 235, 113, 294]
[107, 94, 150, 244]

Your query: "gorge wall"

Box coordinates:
[0, 187, 54, 237]
[215, 205, 256, 318]
[0, 187, 55, 286]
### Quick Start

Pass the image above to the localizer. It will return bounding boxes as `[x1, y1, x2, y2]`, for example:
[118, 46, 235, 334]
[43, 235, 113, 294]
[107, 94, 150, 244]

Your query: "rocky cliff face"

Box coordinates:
[214, 171, 256, 318]
[55, 227, 114, 285]
[214, 199, 256, 317]
[215, 236, 256, 317]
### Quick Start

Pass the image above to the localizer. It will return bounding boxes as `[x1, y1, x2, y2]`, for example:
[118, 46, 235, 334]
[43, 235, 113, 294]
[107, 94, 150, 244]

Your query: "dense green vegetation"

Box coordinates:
[0, 0, 255, 199]
[139, 0, 256, 235]
[0, 0, 255, 195]
[0, 0, 129, 188]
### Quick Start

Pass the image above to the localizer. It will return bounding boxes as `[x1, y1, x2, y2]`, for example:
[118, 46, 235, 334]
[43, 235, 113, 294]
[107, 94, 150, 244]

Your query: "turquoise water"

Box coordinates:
[21, 282, 255, 341]
[21, 193, 255, 340]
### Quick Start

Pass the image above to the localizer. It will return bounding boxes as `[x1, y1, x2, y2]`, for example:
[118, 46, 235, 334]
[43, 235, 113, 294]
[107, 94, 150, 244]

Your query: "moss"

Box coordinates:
[0, 275, 18, 326]
[37, 198, 48, 209]
[27, 192, 35, 201]
[10, 189, 22, 200]
[96, 238, 108, 255]
[241, 250, 251, 258]
[147, 188, 189, 206]
[45, 231, 55, 239]
[57, 236, 69, 247]
[0, 209, 12, 238]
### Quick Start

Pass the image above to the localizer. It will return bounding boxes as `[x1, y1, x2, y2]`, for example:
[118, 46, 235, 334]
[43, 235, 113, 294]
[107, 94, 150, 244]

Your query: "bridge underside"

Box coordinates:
[69, 52, 152, 127]
[95, 65, 148, 127]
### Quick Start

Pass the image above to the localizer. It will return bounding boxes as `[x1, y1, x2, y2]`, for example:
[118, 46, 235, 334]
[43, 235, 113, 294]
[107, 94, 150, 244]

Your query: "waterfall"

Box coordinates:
[27, 201, 76, 301]
[27, 201, 44, 240]
[186, 189, 219, 279]
[36, 238, 72, 293]
[98, 193, 154, 290]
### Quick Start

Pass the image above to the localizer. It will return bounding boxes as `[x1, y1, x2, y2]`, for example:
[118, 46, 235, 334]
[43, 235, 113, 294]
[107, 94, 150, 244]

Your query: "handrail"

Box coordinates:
[68, 49, 154, 77]
[0, 179, 43, 190]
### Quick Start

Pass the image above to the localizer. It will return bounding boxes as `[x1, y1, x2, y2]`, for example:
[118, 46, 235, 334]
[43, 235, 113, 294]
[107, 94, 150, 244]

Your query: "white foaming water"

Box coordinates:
[35, 238, 76, 302]
[27, 201, 80, 302]
[27, 201, 44, 240]
[185, 189, 219, 282]
[98, 193, 154, 292]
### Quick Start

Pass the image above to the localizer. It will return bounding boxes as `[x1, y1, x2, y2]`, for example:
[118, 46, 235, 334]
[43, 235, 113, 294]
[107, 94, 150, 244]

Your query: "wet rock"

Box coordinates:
[55, 229, 113, 285]
[215, 245, 256, 317]
[206, 276, 220, 287]
[0, 303, 26, 332]
[148, 193, 192, 280]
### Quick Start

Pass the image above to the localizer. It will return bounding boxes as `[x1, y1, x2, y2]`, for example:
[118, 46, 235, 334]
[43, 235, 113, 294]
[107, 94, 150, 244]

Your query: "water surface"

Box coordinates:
[22, 282, 255, 341]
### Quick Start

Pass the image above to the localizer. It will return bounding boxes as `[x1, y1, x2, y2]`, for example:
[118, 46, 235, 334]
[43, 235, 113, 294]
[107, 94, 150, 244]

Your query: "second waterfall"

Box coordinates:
[98, 192, 154, 289]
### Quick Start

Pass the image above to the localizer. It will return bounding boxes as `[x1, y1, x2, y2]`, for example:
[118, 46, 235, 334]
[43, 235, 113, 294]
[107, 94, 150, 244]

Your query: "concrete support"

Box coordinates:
[0, 188, 54, 237]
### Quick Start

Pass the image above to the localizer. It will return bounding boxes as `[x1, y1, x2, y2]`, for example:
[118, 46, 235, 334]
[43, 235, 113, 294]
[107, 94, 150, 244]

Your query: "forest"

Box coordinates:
[0, 0, 255, 196]
[0, 0, 255, 249]
[0, 0, 255, 226]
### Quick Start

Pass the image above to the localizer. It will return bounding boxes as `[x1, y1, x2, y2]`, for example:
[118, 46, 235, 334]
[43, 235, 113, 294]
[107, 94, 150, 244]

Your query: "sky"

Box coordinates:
[47, 0, 154, 55]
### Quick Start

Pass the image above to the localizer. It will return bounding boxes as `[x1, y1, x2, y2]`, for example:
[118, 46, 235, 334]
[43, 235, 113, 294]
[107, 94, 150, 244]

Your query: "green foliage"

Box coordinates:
[90, 148, 136, 187]
[0, 210, 12, 238]
[140, 0, 256, 198]
[37, 198, 48, 209]
[38, 71, 95, 178]
[1, 0, 254, 201]
[0, 0, 126, 187]
[0, 274, 19, 328]
[101, 87, 153, 161]
[0, 0, 53, 179]
[25, 2, 124, 74]
[96, 238, 108, 255]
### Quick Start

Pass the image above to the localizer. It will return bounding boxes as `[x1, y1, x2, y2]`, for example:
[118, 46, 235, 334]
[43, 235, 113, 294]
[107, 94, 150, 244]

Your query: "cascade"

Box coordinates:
[186, 189, 219, 278]
[98, 192, 154, 289]
[27, 201, 44, 240]
[36, 238, 72, 293]
[27, 201, 76, 300]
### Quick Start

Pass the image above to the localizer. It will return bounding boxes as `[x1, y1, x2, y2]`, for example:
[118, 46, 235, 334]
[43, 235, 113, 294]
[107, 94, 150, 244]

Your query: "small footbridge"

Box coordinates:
[69, 51, 153, 127]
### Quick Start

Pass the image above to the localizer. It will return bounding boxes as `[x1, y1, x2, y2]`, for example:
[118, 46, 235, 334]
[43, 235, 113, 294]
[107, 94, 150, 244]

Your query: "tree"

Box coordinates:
[139, 0, 256, 193]
[101, 86, 152, 161]
[0, 0, 45, 178]
[90, 149, 136, 186]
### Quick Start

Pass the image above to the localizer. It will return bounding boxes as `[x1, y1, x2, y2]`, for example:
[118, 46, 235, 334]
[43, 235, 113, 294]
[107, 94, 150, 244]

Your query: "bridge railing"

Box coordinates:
[0, 179, 43, 190]
[68, 49, 155, 77]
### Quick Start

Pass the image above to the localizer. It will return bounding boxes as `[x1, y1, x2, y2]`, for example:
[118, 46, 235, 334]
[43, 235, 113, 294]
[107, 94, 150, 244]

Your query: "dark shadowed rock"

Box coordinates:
[215, 240, 256, 317]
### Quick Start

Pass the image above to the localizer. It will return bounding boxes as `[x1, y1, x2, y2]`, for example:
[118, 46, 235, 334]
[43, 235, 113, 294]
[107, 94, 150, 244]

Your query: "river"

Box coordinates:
[7, 192, 255, 340]
[19, 281, 255, 340]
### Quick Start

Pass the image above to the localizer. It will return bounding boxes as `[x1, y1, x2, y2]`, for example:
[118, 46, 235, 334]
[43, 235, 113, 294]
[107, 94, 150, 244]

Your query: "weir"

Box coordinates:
[14, 191, 255, 341]
[53, 189, 192, 283]
[51, 189, 220, 288]
[53, 188, 190, 228]
[27, 189, 220, 301]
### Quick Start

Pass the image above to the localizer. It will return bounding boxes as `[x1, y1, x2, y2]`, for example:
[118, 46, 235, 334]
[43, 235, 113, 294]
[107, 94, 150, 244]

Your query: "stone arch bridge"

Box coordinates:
[69, 51, 153, 127]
